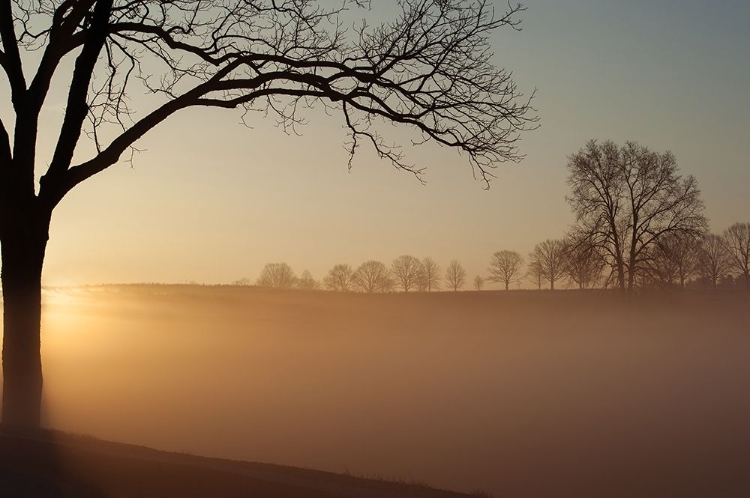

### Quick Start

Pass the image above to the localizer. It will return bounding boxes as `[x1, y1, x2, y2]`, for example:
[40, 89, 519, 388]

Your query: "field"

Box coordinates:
[3, 286, 750, 497]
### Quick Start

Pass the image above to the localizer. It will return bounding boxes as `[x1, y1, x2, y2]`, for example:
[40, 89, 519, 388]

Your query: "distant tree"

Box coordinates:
[353, 261, 392, 293]
[529, 239, 566, 290]
[420, 257, 441, 292]
[445, 260, 467, 291]
[526, 259, 544, 290]
[473, 275, 485, 291]
[324, 264, 355, 292]
[296, 270, 321, 291]
[646, 231, 700, 288]
[563, 234, 606, 289]
[391, 255, 424, 292]
[488, 250, 524, 290]
[698, 234, 732, 290]
[566, 140, 706, 291]
[723, 223, 750, 290]
[379, 275, 396, 293]
[232, 277, 252, 286]
[257, 263, 297, 289]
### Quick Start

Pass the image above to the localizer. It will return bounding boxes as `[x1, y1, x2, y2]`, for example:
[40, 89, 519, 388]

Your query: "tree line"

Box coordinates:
[241, 257, 467, 293]
[244, 140, 749, 293]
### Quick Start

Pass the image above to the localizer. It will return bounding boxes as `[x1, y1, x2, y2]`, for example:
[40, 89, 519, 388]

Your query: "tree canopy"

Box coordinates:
[566, 140, 706, 291]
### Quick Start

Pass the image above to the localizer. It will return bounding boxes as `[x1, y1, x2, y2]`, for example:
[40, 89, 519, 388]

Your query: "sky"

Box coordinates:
[4, 0, 749, 287]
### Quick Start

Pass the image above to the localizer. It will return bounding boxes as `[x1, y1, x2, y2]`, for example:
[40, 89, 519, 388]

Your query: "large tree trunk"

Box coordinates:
[1, 210, 50, 429]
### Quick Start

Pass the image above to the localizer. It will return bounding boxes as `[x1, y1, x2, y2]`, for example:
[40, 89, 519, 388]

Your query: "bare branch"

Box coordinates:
[0, 0, 26, 101]
[2, 0, 536, 208]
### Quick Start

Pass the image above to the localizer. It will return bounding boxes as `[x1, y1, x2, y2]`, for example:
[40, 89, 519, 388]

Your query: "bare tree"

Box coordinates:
[0, 0, 537, 427]
[527, 259, 543, 290]
[488, 250, 524, 290]
[324, 264, 355, 292]
[723, 223, 750, 290]
[698, 234, 732, 290]
[563, 234, 606, 289]
[645, 231, 700, 288]
[232, 277, 252, 286]
[391, 255, 424, 292]
[473, 275, 485, 291]
[257, 263, 297, 289]
[296, 270, 321, 291]
[566, 141, 706, 291]
[445, 260, 467, 291]
[353, 260, 392, 293]
[420, 257, 441, 292]
[528, 239, 566, 290]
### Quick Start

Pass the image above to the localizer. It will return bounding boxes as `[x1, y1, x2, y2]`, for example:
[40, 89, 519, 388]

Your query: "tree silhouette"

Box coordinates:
[445, 259, 466, 291]
[566, 140, 706, 291]
[698, 234, 731, 290]
[528, 239, 566, 290]
[391, 255, 424, 292]
[488, 250, 524, 290]
[296, 270, 321, 291]
[0, 0, 536, 426]
[353, 260, 392, 293]
[473, 275, 485, 291]
[257, 263, 297, 289]
[419, 257, 441, 292]
[723, 223, 750, 290]
[563, 234, 605, 289]
[324, 264, 355, 292]
[526, 259, 544, 290]
[646, 231, 700, 288]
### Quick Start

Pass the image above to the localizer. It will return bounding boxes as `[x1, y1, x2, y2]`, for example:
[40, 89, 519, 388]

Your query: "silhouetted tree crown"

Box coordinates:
[445, 259, 466, 291]
[723, 223, 750, 290]
[353, 260, 393, 293]
[473, 275, 485, 291]
[566, 140, 706, 291]
[391, 255, 424, 292]
[645, 232, 701, 289]
[562, 233, 605, 290]
[297, 270, 321, 291]
[698, 234, 732, 290]
[257, 263, 297, 289]
[528, 239, 566, 290]
[324, 264, 356, 292]
[488, 250, 524, 290]
[419, 257, 441, 292]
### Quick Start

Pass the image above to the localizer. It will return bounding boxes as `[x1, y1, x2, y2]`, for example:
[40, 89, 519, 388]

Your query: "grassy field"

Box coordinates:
[3, 285, 750, 497]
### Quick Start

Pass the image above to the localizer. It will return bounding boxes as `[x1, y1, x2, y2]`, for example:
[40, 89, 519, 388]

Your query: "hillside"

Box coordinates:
[0, 428, 474, 498]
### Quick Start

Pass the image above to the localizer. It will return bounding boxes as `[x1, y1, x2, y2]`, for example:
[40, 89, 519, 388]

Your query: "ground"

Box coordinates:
[0, 428, 473, 498]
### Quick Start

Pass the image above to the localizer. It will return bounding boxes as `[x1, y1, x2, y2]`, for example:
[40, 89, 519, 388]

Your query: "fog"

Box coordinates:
[7, 286, 750, 497]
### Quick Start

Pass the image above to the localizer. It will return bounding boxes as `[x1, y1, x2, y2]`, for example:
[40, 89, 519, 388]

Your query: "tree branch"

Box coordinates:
[46, 0, 113, 181]
[0, 0, 26, 102]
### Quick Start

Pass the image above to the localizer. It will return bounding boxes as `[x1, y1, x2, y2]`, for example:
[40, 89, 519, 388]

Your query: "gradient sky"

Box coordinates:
[6, 0, 748, 287]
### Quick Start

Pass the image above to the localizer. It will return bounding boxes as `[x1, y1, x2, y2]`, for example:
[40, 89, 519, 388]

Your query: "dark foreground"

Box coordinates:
[0, 428, 472, 498]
